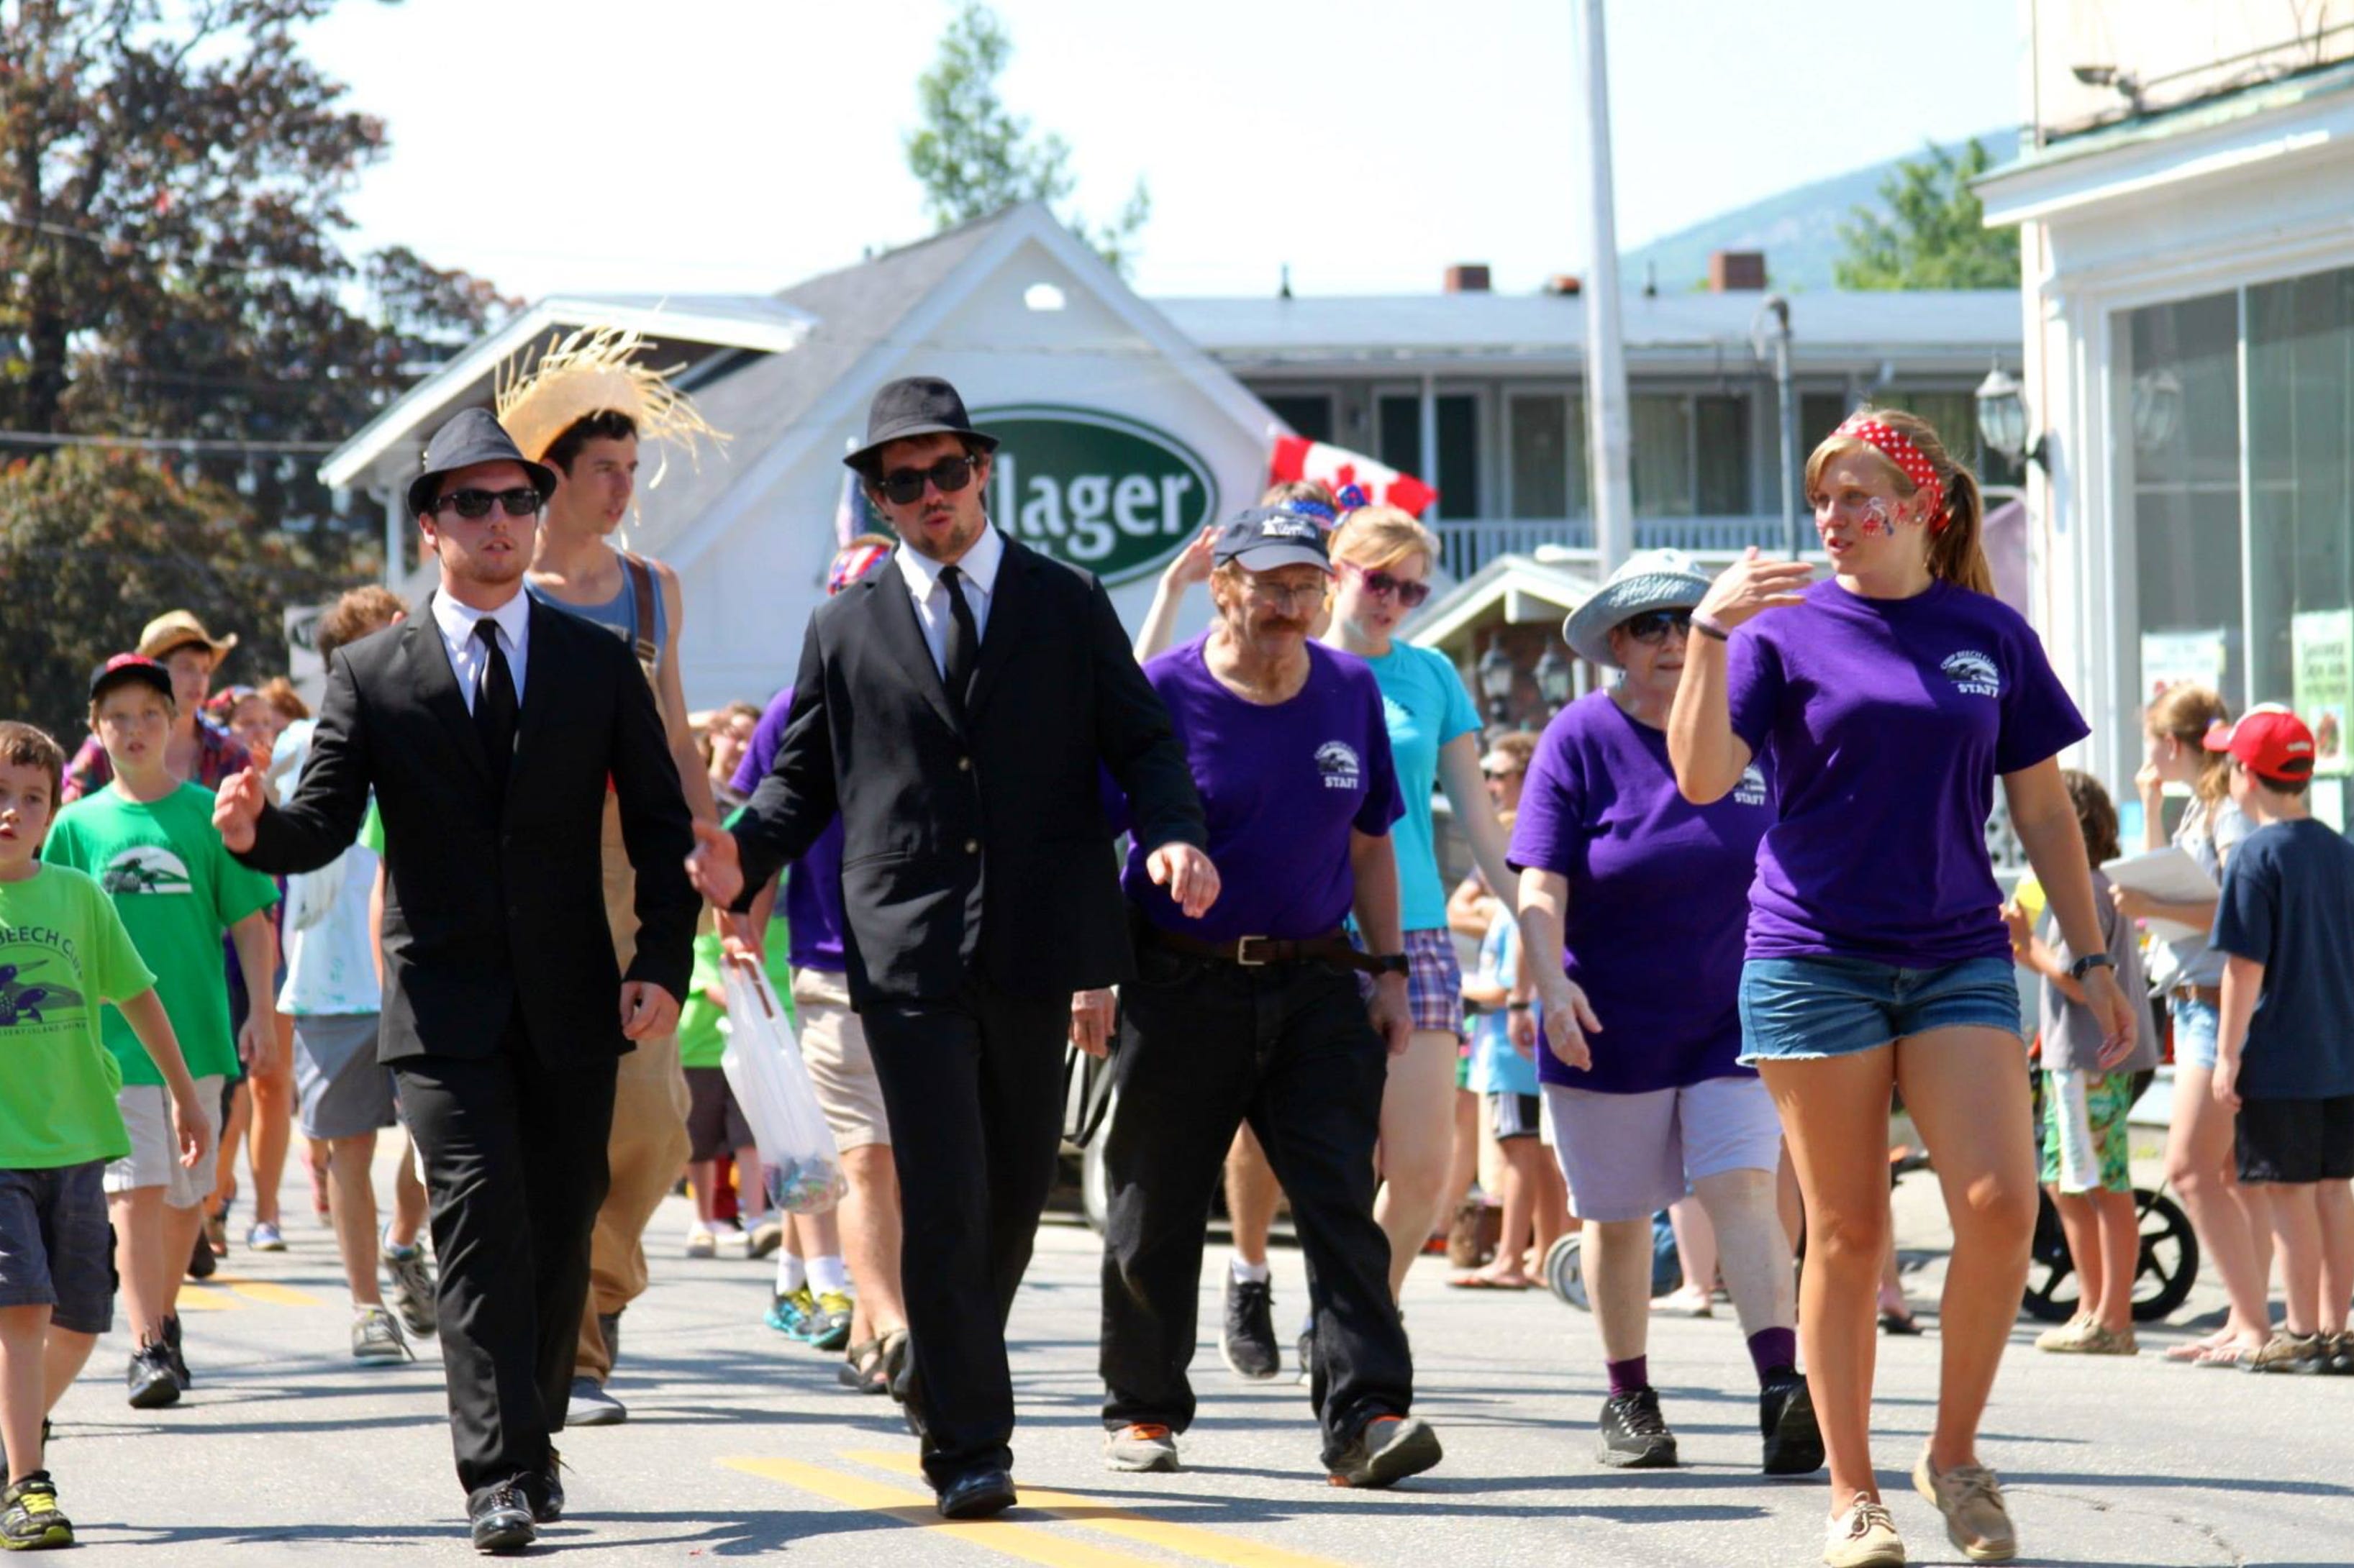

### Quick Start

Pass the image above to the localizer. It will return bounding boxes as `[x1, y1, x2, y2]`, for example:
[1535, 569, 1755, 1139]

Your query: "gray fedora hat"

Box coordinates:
[843, 376, 1001, 477]
[1564, 548, 1714, 667]
[407, 408, 558, 519]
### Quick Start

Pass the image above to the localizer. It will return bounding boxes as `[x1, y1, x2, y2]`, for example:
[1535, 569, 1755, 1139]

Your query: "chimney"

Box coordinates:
[1545, 274, 1583, 296]
[1708, 250, 1767, 291]
[1444, 263, 1492, 294]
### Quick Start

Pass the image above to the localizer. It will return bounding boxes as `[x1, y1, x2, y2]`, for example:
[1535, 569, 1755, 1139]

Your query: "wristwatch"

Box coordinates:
[2067, 952, 2115, 980]
[1371, 953, 1409, 977]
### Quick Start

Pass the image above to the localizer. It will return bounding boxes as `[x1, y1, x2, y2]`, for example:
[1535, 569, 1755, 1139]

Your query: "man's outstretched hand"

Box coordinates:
[686, 819, 745, 908]
[213, 767, 266, 853]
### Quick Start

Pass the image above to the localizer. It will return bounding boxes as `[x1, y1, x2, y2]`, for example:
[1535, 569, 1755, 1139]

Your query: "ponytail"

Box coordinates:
[2146, 683, 2234, 805]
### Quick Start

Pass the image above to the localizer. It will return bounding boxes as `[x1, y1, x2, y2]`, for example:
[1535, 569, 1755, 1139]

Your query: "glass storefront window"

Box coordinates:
[2124, 290, 2243, 706]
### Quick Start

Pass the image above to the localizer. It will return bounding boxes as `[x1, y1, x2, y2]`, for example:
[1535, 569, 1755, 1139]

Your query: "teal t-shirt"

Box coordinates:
[44, 783, 278, 1085]
[0, 865, 148, 1166]
[1358, 642, 1482, 931]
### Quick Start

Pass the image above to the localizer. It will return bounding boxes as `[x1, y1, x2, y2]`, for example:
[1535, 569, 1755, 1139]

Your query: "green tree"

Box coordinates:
[904, 1, 1151, 273]
[1834, 139, 2019, 291]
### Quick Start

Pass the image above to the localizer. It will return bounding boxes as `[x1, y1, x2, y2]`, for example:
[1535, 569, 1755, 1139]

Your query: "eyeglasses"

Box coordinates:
[1481, 767, 1523, 783]
[876, 454, 981, 506]
[432, 488, 542, 520]
[1620, 608, 1693, 643]
[1242, 575, 1327, 608]
[1340, 561, 1432, 608]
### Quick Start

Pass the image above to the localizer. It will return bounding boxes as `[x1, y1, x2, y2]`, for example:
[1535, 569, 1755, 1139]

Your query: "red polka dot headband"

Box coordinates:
[1835, 414, 1948, 532]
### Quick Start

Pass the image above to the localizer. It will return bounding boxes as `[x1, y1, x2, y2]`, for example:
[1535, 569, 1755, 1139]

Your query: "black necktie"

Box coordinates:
[473, 617, 517, 788]
[940, 564, 980, 711]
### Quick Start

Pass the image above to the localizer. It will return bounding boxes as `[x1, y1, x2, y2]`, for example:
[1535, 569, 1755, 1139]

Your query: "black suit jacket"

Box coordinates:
[235, 594, 697, 1068]
[734, 533, 1204, 1007]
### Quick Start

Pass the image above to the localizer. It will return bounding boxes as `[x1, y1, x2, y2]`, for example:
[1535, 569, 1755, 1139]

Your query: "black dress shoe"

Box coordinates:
[469, 1482, 536, 1554]
[528, 1449, 564, 1523]
[935, 1466, 1016, 1521]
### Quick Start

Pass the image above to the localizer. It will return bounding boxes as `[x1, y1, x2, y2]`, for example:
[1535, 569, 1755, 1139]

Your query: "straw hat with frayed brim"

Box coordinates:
[1563, 549, 1714, 668]
[137, 609, 238, 662]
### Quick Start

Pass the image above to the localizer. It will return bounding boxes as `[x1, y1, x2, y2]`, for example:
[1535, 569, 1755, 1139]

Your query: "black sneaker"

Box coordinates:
[125, 1344, 179, 1410]
[0, 1473, 71, 1551]
[1758, 1367, 1825, 1475]
[1222, 1275, 1279, 1380]
[160, 1314, 190, 1390]
[1597, 1387, 1678, 1469]
[1327, 1413, 1442, 1488]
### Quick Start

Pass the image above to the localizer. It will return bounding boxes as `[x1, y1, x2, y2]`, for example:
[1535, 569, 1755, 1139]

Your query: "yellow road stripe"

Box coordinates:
[171, 1285, 239, 1312]
[844, 1450, 1355, 1568]
[723, 1457, 1170, 1568]
[208, 1273, 324, 1308]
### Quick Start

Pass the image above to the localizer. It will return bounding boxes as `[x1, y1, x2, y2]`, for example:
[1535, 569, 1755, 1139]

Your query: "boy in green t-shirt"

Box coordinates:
[0, 720, 211, 1549]
[42, 657, 278, 1412]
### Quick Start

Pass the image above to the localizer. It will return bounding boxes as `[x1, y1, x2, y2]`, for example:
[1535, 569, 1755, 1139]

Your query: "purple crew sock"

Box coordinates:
[1605, 1355, 1649, 1396]
[1748, 1326, 1798, 1381]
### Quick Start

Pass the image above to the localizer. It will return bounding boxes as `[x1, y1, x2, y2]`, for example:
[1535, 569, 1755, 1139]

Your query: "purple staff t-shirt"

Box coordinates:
[1117, 635, 1403, 943]
[1509, 690, 1769, 1093]
[1725, 576, 2088, 967]
[732, 685, 846, 975]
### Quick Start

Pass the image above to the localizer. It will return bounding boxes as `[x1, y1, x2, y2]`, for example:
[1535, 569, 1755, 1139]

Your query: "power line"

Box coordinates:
[0, 430, 338, 453]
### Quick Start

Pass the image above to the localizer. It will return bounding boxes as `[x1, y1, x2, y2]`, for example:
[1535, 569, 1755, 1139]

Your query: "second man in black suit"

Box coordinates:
[689, 376, 1217, 1519]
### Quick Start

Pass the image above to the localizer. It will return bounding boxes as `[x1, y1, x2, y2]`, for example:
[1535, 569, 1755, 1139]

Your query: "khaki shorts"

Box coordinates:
[104, 1075, 227, 1208]
[791, 967, 890, 1151]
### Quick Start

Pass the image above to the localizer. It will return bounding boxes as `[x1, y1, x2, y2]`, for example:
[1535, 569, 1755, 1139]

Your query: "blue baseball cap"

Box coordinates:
[1213, 507, 1332, 573]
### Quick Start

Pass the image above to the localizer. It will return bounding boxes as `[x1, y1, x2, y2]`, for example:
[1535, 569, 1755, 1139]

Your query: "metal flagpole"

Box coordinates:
[1575, 0, 1635, 575]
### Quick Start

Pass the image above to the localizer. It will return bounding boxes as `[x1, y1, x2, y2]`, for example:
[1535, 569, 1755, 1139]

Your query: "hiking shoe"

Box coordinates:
[125, 1344, 179, 1410]
[1597, 1387, 1678, 1469]
[160, 1315, 189, 1390]
[1823, 1491, 1905, 1568]
[1327, 1413, 1442, 1488]
[684, 1222, 717, 1259]
[765, 1286, 817, 1340]
[745, 1217, 784, 1259]
[1759, 1367, 1824, 1475]
[804, 1290, 854, 1352]
[2325, 1332, 2354, 1375]
[1913, 1446, 2017, 1562]
[2245, 1331, 2325, 1373]
[1105, 1422, 1181, 1473]
[1221, 1275, 1279, 1380]
[353, 1305, 414, 1363]
[0, 1474, 72, 1551]
[247, 1220, 286, 1252]
[382, 1242, 437, 1337]
[566, 1377, 627, 1426]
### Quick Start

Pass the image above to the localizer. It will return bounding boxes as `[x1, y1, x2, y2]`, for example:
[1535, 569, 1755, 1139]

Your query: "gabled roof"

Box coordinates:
[1407, 551, 1599, 650]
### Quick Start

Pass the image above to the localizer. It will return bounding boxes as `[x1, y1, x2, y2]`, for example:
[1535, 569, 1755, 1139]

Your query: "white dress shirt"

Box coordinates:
[893, 524, 1004, 680]
[432, 588, 532, 714]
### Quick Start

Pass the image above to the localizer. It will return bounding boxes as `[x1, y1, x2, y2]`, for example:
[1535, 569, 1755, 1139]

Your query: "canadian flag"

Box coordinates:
[1268, 435, 1438, 519]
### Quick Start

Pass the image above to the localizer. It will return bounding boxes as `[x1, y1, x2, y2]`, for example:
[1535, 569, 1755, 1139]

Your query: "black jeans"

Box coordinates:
[861, 978, 1070, 1486]
[395, 1020, 617, 1510]
[1099, 939, 1412, 1465]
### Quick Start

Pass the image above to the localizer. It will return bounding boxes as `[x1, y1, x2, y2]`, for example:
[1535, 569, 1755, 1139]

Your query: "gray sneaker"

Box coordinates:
[568, 1376, 627, 1426]
[351, 1305, 413, 1364]
[381, 1243, 437, 1338]
[1104, 1423, 1180, 1473]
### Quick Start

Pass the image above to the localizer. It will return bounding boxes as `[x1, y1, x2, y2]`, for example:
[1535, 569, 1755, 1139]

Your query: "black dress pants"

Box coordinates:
[1099, 941, 1412, 1466]
[395, 1020, 618, 1508]
[860, 978, 1069, 1486]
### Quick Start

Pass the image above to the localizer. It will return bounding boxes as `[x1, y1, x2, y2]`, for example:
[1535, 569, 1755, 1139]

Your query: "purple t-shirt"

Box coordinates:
[1117, 636, 1402, 942]
[732, 686, 846, 975]
[1725, 577, 2088, 967]
[1509, 690, 1769, 1093]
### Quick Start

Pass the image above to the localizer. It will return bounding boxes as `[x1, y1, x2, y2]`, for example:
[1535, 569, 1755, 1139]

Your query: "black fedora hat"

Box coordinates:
[842, 376, 1000, 478]
[407, 407, 560, 519]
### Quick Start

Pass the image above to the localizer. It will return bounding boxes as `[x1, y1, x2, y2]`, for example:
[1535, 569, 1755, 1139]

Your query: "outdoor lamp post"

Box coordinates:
[1535, 646, 1574, 716]
[1974, 367, 2048, 470]
[1477, 641, 1515, 725]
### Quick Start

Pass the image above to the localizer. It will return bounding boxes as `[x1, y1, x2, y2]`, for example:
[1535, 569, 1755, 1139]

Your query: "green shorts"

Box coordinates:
[2040, 1070, 2135, 1194]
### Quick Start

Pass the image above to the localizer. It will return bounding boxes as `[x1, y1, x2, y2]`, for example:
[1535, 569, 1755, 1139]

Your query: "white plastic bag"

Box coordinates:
[719, 961, 847, 1214]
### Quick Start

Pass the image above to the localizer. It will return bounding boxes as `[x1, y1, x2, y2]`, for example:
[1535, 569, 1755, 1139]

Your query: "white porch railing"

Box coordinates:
[1431, 516, 1799, 580]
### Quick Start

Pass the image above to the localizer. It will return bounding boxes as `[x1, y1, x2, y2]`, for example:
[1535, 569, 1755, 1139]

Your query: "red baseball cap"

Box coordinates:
[88, 652, 175, 706]
[2204, 703, 2316, 784]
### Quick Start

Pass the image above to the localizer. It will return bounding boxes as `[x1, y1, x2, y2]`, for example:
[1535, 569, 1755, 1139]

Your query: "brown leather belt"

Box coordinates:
[1143, 923, 1386, 975]
[2170, 983, 2222, 1006]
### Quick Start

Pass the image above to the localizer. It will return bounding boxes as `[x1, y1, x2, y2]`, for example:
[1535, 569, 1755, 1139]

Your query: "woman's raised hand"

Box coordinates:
[1694, 546, 1812, 632]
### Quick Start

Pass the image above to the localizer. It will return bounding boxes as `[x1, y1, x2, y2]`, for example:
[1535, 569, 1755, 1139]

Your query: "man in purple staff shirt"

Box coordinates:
[1092, 508, 1442, 1490]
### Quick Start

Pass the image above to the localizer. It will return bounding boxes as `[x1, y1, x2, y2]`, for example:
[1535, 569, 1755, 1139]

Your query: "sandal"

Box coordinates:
[1879, 1308, 1923, 1336]
[837, 1337, 891, 1395]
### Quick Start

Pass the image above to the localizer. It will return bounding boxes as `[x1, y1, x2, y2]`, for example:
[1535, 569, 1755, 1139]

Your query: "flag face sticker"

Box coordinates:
[99, 846, 194, 897]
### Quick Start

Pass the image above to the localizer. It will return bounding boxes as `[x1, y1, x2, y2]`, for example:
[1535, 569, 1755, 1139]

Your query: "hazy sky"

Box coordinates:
[305, 0, 2025, 302]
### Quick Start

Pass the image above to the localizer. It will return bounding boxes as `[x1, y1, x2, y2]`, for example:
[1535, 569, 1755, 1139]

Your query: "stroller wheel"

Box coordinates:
[1544, 1232, 1591, 1311]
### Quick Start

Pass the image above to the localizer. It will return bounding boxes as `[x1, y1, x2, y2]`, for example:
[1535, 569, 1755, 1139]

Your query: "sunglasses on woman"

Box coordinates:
[432, 487, 543, 520]
[1342, 562, 1432, 608]
[1621, 608, 1693, 643]
[875, 453, 981, 506]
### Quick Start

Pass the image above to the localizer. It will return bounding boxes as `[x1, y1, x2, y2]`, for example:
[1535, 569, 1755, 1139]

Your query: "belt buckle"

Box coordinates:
[1235, 936, 1271, 967]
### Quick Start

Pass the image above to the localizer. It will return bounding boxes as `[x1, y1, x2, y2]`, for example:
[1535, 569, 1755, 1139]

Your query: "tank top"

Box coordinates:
[527, 552, 666, 683]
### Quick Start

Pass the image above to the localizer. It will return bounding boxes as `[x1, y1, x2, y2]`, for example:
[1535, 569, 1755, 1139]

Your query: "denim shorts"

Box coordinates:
[2170, 995, 2221, 1072]
[1737, 954, 2023, 1064]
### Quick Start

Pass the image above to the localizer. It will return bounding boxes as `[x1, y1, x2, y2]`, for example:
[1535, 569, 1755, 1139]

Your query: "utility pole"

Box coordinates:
[1753, 294, 1800, 560]
[1574, 0, 1634, 574]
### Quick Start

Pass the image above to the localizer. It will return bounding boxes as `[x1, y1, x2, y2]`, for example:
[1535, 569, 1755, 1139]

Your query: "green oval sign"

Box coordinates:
[974, 405, 1220, 586]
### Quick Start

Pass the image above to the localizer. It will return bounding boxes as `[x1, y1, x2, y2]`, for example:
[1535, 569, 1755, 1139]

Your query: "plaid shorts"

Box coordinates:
[1352, 926, 1468, 1038]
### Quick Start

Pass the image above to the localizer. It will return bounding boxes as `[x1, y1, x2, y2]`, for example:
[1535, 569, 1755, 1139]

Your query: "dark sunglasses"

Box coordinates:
[1343, 562, 1432, 608]
[1621, 608, 1693, 643]
[432, 487, 542, 521]
[876, 454, 981, 506]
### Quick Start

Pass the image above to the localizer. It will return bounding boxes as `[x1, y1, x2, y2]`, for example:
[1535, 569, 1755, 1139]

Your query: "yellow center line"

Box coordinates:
[206, 1273, 325, 1308]
[722, 1457, 1171, 1568]
[170, 1285, 240, 1312]
[843, 1449, 1358, 1568]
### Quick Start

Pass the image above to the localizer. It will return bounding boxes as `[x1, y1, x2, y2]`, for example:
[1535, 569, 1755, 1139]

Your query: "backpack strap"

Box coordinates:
[620, 550, 660, 682]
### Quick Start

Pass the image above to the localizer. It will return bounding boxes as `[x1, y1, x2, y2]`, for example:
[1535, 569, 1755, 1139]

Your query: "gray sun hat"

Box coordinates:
[1563, 549, 1714, 667]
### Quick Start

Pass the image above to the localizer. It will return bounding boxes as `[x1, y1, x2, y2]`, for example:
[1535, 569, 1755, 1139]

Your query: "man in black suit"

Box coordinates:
[214, 409, 696, 1554]
[689, 376, 1217, 1519]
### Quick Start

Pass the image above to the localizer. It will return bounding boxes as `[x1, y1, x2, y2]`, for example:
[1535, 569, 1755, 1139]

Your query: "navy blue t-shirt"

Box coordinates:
[2210, 816, 2354, 1100]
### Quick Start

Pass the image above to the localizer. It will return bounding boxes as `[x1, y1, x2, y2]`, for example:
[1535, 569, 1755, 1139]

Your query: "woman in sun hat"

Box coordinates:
[1510, 548, 1817, 1477]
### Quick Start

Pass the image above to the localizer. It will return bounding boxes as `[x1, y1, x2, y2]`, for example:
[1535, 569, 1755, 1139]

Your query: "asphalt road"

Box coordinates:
[39, 1158, 2354, 1567]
